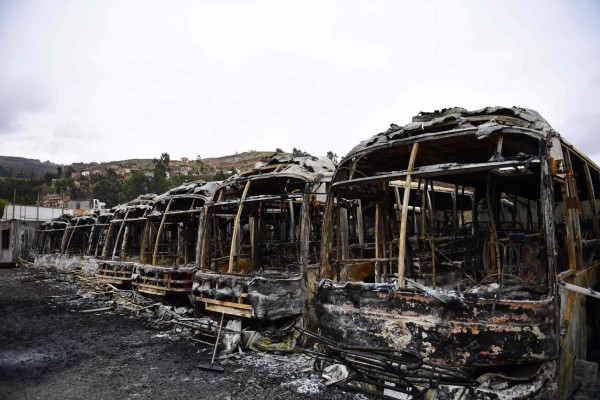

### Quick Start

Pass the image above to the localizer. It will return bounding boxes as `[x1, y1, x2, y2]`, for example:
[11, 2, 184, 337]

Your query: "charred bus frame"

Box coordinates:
[38, 214, 72, 255]
[86, 210, 114, 257]
[134, 181, 218, 297]
[97, 195, 155, 286]
[60, 212, 99, 256]
[315, 107, 600, 399]
[194, 155, 333, 327]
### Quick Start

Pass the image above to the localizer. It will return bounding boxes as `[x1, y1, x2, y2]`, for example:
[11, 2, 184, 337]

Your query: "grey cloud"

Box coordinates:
[0, 79, 49, 133]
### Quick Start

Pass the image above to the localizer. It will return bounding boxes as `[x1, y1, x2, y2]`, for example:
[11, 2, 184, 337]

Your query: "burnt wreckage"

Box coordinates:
[61, 211, 103, 256]
[38, 214, 73, 255]
[97, 195, 156, 286]
[194, 155, 333, 330]
[86, 210, 115, 258]
[133, 181, 218, 297]
[314, 107, 600, 398]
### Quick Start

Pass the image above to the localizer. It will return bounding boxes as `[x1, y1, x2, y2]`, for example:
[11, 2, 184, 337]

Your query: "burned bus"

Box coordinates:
[193, 155, 333, 335]
[314, 107, 599, 398]
[37, 214, 72, 255]
[97, 195, 155, 286]
[60, 211, 99, 256]
[133, 181, 218, 298]
[86, 209, 114, 258]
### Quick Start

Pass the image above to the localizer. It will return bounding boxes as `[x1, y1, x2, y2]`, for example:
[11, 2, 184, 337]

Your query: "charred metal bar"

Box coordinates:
[398, 143, 419, 287]
[583, 162, 599, 239]
[152, 198, 173, 265]
[559, 281, 600, 300]
[564, 149, 584, 269]
[375, 201, 381, 283]
[356, 199, 364, 259]
[427, 180, 436, 288]
[485, 172, 501, 277]
[228, 180, 251, 273]
[332, 158, 540, 189]
[452, 185, 458, 239]
[420, 180, 427, 239]
[297, 327, 477, 399]
[335, 200, 342, 280]
[62, 216, 81, 254]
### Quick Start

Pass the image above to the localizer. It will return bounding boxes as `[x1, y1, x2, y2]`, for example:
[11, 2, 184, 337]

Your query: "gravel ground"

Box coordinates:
[0, 266, 359, 400]
[1, 265, 598, 400]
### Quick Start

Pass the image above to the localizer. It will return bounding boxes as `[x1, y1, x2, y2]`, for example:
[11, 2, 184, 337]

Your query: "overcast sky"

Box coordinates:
[1, 0, 599, 165]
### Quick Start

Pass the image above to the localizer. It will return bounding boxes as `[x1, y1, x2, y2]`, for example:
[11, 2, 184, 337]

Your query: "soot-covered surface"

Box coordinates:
[0, 267, 357, 400]
[1, 266, 598, 400]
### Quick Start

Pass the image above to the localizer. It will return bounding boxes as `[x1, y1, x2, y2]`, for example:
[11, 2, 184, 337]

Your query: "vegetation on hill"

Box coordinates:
[0, 148, 338, 208]
[0, 198, 7, 218]
[0, 156, 59, 178]
[0, 178, 46, 204]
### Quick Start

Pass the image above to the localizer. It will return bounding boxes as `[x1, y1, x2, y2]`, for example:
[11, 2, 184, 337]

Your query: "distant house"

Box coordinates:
[114, 168, 128, 176]
[81, 171, 90, 177]
[181, 157, 189, 163]
[71, 172, 81, 179]
[145, 172, 155, 179]
[91, 169, 103, 176]
[42, 194, 71, 208]
[179, 166, 193, 175]
[67, 199, 105, 213]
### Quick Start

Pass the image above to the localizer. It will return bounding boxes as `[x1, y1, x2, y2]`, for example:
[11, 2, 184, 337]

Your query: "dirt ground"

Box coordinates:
[1, 265, 599, 400]
[0, 266, 359, 400]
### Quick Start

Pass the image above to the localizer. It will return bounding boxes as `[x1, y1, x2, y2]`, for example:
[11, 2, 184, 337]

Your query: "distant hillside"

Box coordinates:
[203, 151, 276, 171]
[0, 156, 60, 178]
[0, 150, 285, 180]
[66, 152, 276, 175]
[0, 150, 317, 206]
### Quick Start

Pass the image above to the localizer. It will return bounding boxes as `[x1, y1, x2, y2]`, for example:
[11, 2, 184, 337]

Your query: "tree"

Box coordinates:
[43, 172, 56, 185]
[154, 153, 170, 171]
[0, 178, 45, 204]
[64, 166, 75, 177]
[0, 198, 7, 218]
[150, 153, 170, 194]
[57, 165, 63, 178]
[54, 178, 70, 194]
[326, 151, 339, 164]
[123, 171, 149, 200]
[276, 148, 284, 153]
[292, 147, 311, 157]
[0, 165, 12, 177]
[91, 175, 123, 207]
[212, 168, 233, 181]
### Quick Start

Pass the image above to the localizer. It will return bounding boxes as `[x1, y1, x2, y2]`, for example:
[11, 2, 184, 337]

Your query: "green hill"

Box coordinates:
[0, 156, 60, 178]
